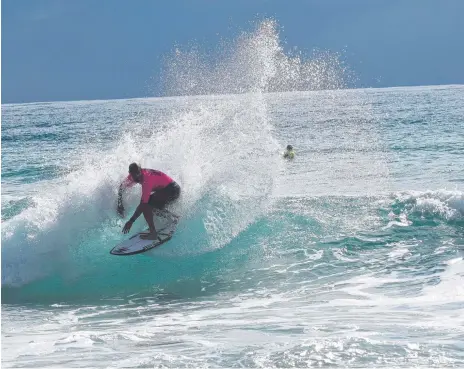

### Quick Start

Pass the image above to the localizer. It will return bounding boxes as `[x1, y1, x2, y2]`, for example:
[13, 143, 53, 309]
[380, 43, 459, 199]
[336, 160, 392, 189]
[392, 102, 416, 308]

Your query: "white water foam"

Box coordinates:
[393, 189, 464, 221]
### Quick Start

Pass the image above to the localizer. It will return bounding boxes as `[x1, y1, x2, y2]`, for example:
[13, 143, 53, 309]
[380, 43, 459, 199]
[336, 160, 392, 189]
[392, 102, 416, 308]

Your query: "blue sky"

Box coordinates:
[2, 0, 463, 103]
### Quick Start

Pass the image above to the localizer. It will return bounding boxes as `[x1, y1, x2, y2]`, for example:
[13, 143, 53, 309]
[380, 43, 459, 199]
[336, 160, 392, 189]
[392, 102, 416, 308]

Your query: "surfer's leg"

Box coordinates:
[140, 193, 164, 240]
[142, 203, 156, 233]
[149, 182, 180, 210]
[144, 183, 181, 233]
[148, 190, 166, 209]
[140, 204, 158, 240]
[157, 183, 181, 219]
[163, 182, 181, 209]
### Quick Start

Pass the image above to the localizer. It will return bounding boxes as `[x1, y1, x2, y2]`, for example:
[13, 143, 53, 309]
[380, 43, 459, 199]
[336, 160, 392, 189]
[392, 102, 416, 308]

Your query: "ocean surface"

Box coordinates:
[2, 84, 464, 368]
[2, 20, 464, 369]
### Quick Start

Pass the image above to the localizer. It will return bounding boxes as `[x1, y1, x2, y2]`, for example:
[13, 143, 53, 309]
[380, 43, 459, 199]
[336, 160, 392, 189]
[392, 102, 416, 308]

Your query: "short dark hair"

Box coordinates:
[129, 163, 140, 173]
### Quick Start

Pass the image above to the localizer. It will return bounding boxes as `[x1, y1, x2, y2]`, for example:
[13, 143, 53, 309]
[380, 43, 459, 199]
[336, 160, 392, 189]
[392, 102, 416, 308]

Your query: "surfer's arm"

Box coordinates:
[128, 203, 142, 223]
[117, 185, 125, 209]
[128, 202, 151, 223]
[122, 201, 147, 234]
[117, 183, 129, 215]
[128, 181, 152, 223]
[117, 176, 135, 214]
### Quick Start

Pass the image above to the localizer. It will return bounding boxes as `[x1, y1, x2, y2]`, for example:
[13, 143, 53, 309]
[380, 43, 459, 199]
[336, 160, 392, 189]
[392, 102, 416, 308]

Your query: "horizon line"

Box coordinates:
[2, 83, 463, 106]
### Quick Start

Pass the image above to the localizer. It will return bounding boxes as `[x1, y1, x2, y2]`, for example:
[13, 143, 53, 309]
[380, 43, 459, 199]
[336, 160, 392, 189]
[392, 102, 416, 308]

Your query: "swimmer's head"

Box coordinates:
[286, 145, 293, 151]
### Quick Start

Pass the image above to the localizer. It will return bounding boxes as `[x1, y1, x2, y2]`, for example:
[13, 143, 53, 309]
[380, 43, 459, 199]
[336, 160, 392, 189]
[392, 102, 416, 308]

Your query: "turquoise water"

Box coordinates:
[2, 20, 464, 368]
[2, 85, 464, 368]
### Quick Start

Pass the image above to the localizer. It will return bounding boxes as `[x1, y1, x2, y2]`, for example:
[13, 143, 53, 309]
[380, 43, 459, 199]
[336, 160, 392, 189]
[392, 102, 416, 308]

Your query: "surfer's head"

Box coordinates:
[286, 145, 293, 151]
[129, 163, 142, 183]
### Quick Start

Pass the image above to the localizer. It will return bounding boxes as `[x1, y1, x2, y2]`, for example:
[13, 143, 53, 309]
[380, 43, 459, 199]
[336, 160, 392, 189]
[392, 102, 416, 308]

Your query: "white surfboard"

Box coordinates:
[110, 210, 179, 256]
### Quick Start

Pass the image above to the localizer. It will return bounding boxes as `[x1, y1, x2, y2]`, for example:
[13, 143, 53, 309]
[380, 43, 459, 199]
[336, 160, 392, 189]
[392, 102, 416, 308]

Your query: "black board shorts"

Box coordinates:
[148, 181, 181, 210]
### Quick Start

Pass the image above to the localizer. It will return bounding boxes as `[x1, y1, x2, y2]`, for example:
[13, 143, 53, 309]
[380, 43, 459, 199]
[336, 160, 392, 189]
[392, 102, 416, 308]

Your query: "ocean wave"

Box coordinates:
[389, 189, 464, 223]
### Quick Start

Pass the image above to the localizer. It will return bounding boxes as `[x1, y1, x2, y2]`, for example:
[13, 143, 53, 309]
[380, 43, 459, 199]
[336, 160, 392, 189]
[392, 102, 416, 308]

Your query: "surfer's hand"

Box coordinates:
[117, 205, 125, 217]
[122, 220, 133, 234]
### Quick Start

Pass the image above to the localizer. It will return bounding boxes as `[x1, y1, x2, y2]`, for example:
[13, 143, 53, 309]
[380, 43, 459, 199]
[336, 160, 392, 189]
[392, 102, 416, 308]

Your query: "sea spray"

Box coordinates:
[161, 19, 353, 96]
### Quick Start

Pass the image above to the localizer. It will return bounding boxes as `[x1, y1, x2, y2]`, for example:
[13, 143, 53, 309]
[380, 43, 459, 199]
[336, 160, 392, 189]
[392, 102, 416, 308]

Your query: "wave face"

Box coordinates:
[2, 19, 464, 369]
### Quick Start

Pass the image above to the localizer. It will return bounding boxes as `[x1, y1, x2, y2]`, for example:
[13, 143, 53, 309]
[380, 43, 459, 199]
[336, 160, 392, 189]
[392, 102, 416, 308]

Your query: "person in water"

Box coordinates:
[117, 163, 181, 240]
[283, 145, 295, 159]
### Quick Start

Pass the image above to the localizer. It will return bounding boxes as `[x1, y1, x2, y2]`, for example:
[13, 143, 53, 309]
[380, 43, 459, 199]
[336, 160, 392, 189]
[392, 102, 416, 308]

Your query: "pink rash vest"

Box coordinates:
[122, 169, 174, 203]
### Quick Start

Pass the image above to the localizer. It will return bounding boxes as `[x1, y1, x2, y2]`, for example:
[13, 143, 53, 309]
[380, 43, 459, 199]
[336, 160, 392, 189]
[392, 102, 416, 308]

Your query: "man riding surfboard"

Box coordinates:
[117, 163, 181, 240]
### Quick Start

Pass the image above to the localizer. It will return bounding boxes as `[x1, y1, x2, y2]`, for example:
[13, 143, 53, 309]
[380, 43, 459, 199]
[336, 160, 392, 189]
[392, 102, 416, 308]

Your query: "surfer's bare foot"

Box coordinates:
[140, 232, 158, 240]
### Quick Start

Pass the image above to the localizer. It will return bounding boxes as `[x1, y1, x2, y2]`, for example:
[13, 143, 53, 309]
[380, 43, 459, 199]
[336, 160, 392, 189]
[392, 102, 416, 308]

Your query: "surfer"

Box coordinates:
[283, 145, 295, 159]
[117, 163, 181, 240]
